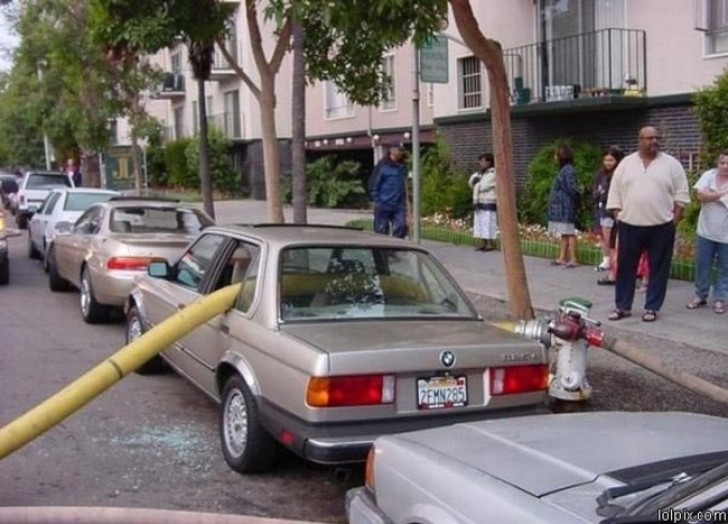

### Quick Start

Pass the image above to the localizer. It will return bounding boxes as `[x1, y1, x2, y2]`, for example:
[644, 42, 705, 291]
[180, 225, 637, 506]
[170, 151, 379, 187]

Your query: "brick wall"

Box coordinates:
[437, 101, 702, 187]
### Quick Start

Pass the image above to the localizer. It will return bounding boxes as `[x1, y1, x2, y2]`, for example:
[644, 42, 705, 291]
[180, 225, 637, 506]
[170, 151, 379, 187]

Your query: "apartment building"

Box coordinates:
[134, 0, 728, 195]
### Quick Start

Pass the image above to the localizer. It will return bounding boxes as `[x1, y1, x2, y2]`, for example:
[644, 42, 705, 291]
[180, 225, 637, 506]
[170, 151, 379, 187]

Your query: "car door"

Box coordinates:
[29, 192, 58, 252]
[143, 232, 229, 392]
[184, 238, 263, 396]
[56, 206, 104, 286]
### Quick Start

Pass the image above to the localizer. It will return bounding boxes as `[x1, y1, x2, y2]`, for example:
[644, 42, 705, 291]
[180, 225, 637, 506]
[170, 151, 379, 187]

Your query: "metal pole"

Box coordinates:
[412, 44, 421, 244]
[36, 63, 52, 171]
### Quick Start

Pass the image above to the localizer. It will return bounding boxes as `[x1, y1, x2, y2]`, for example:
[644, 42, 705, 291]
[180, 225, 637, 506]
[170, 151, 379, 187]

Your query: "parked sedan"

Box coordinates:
[28, 188, 120, 267]
[49, 197, 213, 323]
[347, 412, 728, 524]
[126, 225, 549, 475]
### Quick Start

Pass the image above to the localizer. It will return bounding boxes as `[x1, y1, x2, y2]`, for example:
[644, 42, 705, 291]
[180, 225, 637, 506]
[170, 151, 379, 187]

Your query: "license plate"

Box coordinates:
[417, 375, 467, 410]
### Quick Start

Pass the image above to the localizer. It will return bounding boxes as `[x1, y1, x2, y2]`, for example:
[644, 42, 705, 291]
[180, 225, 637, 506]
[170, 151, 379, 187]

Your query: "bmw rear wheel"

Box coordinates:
[219, 375, 277, 474]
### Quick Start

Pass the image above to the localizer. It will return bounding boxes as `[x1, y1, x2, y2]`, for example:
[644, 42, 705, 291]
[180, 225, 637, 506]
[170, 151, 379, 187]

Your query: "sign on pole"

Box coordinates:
[419, 36, 449, 84]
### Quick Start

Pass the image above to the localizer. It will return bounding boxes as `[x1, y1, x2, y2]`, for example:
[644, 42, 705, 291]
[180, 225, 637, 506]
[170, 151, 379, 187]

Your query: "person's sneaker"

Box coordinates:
[595, 261, 610, 272]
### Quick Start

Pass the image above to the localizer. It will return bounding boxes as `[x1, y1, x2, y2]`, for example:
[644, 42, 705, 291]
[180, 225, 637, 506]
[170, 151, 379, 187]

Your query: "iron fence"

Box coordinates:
[504, 28, 647, 105]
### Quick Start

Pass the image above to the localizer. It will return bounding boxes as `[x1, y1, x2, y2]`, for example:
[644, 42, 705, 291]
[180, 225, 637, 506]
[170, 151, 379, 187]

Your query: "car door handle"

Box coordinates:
[220, 322, 230, 335]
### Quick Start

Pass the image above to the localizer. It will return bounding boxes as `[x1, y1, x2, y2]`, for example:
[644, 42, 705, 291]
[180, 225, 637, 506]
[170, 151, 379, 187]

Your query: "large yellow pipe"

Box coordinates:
[0, 283, 241, 460]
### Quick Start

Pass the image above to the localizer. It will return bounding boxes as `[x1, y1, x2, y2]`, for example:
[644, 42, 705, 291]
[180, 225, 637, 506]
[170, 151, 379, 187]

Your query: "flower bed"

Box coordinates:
[347, 216, 697, 282]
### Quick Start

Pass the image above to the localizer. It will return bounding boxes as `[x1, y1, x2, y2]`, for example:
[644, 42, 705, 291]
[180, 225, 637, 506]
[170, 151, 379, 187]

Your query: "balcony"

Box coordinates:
[207, 112, 243, 139]
[210, 41, 241, 81]
[153, 72, 186, 100]
[503, 28, 647, 108]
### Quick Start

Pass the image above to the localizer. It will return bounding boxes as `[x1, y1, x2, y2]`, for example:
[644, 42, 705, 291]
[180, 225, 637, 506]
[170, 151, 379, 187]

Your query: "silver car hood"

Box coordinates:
[281, 320, 545, 374]
[394, 412, 728, 498]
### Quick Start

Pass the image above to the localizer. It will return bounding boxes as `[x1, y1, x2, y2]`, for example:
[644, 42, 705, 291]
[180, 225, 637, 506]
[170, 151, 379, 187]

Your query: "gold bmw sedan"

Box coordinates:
[48, 197, 214, 323]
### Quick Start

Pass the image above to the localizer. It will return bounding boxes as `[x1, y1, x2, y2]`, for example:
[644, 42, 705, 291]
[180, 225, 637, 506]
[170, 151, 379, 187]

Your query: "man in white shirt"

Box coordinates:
[606, 126, 690, 322]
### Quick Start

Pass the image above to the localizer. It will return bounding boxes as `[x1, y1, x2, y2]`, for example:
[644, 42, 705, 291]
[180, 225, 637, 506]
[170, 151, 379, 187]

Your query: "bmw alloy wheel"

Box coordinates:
[223, 389, 249, 458]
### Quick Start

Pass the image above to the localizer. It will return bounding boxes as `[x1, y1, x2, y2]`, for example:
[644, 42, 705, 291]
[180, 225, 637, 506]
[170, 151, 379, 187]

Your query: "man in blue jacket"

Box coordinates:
[369, 143, 407, 238]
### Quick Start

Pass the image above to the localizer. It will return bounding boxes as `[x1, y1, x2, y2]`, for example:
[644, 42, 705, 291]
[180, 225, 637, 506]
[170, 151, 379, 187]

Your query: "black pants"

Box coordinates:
[615, 221, 675, 312]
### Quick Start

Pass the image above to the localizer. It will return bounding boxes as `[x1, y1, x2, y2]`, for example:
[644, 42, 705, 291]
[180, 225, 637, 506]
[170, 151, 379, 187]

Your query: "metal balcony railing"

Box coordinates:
[207, 111, 243, 139]
[212, 40, 240, 71]
[503, 28, 647, 105]
[161, 72, 185, 92]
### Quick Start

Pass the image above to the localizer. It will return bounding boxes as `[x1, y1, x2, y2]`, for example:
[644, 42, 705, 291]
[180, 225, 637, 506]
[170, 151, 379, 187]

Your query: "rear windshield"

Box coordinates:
[110, 207, 213, 234]
[64, 192, 116, 212]
[26, 174, 72, 189]
[0, 179, 18, 193]
[279, 246, 477, 321]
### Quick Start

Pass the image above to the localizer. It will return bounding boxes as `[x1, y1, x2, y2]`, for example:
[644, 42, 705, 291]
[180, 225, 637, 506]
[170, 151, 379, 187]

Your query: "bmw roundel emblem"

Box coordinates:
[440, 350, 456, 368]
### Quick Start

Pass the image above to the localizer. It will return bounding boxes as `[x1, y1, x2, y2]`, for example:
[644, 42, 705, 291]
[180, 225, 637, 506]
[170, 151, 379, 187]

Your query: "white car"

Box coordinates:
[28, 188, 120, 267]
[15, 171, 74, 229]
[347, 412, 728, 524]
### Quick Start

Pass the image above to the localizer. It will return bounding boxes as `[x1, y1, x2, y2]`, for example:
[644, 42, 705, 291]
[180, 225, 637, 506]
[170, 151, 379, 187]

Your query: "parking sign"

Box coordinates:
[419, 36, 449, 84]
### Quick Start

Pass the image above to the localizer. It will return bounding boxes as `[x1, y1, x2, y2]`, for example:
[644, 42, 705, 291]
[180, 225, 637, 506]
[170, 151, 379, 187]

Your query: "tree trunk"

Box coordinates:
[291, 20, 307, 224]
[197, 77, 215, 219]
[260, 76, 284, 223]
[449, 0, 534, 320]
[130, 133, 142, 195]
[81, 151, 101, 189]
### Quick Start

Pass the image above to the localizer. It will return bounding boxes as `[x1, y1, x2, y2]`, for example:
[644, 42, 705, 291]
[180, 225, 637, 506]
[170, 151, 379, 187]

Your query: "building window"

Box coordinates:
[173, 106, 185, 140]
[458, 56, 482, 109]
[171, 52, 182, 75]
[708, 0, 728, 54]
[324, 81, 355, 119]
[191, 101, 199, 135]
[224, 89, 241, 138]
[380, 54, 396, 111]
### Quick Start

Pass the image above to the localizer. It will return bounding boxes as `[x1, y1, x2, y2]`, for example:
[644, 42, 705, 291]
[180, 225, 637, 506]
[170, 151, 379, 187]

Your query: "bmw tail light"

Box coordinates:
[306, 375, 395, 407]
[107, 257, 161, 271]
[489, 365, 549, 396]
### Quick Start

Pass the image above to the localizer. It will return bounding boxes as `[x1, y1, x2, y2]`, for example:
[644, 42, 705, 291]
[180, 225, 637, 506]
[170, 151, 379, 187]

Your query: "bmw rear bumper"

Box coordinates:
[259, 398, 549, 465]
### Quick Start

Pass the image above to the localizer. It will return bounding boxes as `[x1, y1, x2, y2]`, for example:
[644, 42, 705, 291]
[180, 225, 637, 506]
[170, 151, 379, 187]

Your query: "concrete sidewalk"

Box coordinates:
[215, 200, 726, 357]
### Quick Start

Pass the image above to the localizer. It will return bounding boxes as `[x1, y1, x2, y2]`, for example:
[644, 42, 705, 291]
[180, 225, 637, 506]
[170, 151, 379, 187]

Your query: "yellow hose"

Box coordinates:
[0, 283, 240, 460]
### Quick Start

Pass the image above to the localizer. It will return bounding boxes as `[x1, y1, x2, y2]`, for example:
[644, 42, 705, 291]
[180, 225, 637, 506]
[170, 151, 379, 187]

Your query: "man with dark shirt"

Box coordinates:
[369, 143, 407, 238]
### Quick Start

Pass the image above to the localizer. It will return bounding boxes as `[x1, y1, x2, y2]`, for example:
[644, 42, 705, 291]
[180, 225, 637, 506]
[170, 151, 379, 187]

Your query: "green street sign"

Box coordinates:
[419, 36, 449, 84]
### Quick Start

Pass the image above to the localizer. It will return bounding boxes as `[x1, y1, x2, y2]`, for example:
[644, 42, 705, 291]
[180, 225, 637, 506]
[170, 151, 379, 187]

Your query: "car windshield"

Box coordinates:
[605, 461, 728, 523]
[109, 207, 212, 234]
[279, 246, 477, 321]
[64, 192, 116, 212]
[26, 174, 71, 188]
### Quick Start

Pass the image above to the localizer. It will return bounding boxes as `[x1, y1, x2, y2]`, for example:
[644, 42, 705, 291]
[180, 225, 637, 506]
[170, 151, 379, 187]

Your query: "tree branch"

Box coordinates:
[216, 38, 261, 100]
[269, 18, 292, 75]
[245, 0, 270, 76]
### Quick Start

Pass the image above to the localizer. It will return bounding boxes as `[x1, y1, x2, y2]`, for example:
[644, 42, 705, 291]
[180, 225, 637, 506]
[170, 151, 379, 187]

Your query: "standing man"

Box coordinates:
[65, 158, 82, 187]
[369, 143, 407, 238]
[606, 126, 690, 322]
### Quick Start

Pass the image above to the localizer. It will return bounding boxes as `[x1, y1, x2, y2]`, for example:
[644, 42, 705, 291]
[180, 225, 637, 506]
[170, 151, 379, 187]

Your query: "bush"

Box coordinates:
[520, 140, 602, 229]
[421, 135, 472, 219]
[694, 69, 728, 162]
[184, 128, 239, 196]
[145, 132, 168, 187]
[283, 155, 367, 208]
[165, 138, 197, 188]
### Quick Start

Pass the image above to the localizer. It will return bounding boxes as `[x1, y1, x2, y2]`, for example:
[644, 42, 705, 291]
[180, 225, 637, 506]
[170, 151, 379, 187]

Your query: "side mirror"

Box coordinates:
[54, 221, 73, 235]
[148, 260, 171, 279]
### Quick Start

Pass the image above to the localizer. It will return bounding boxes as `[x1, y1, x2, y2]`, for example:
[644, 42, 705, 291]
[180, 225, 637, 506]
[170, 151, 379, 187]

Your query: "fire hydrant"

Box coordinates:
[501, 297, 600, 402]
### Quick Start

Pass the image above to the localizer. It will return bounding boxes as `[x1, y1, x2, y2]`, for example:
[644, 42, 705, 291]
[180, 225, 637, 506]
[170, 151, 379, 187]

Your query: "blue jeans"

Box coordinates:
[694, 235, 728, 301]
